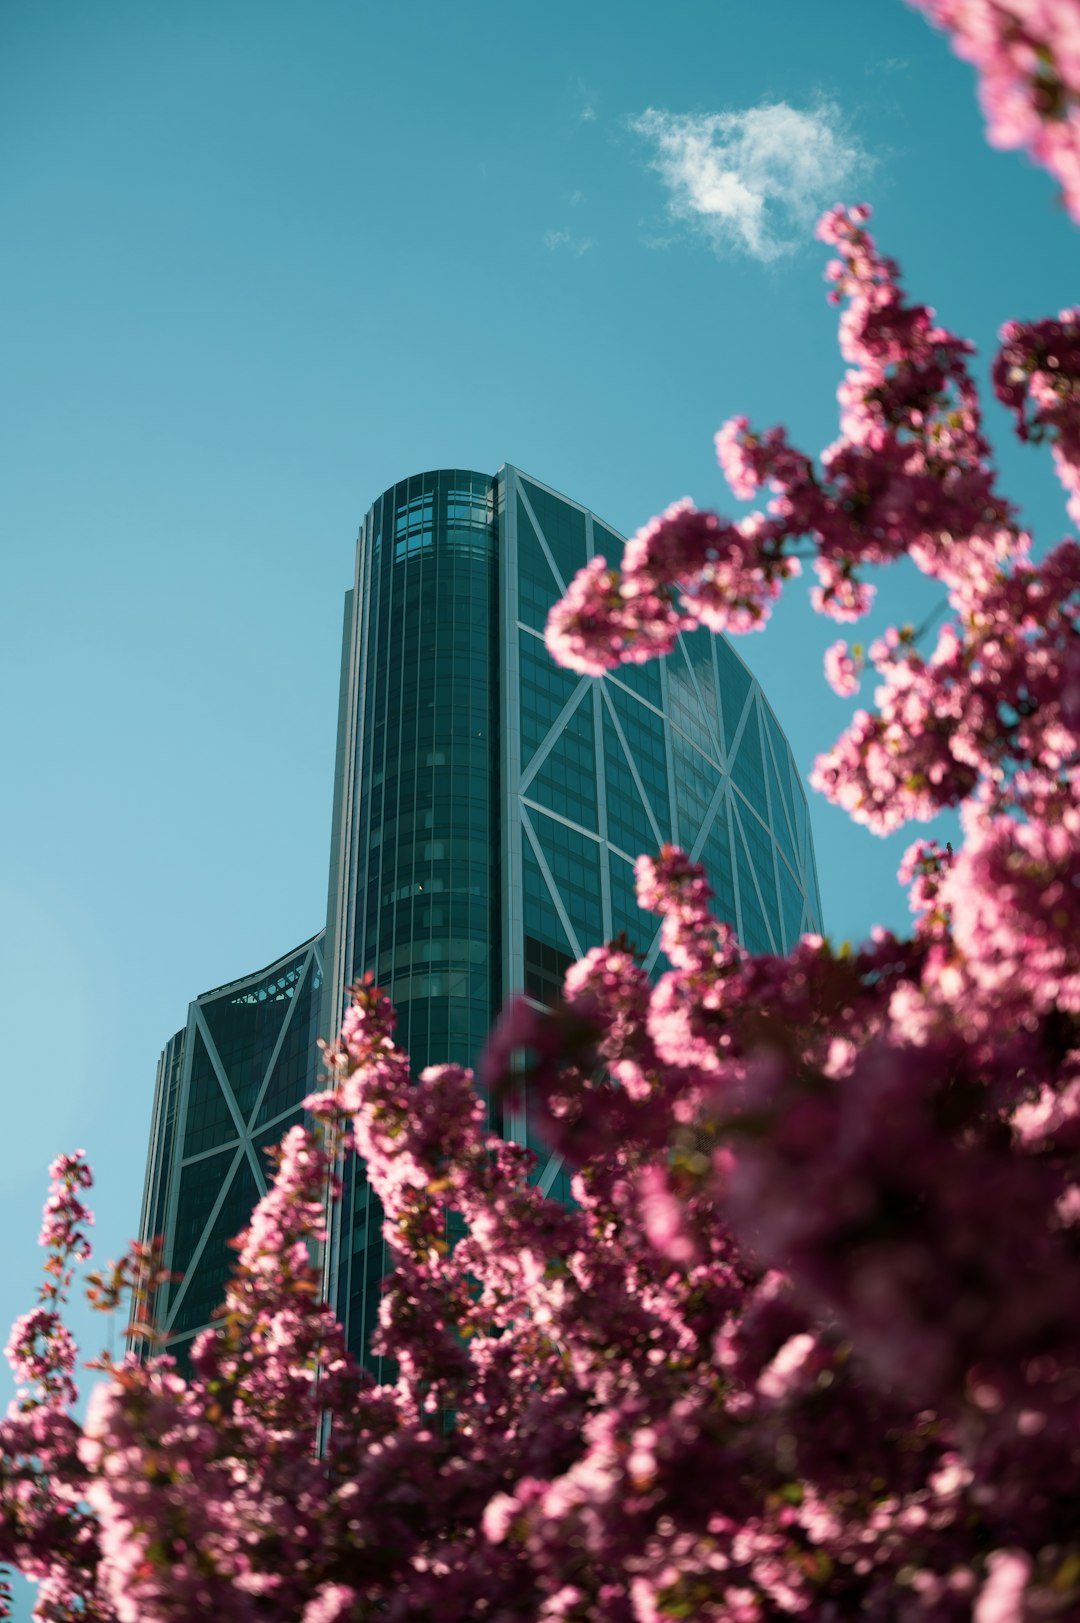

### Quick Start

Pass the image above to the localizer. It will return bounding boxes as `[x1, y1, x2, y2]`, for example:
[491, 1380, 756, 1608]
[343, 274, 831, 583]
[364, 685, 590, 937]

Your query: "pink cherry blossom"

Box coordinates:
[823, 638, 861, 696]
[909, 0, 1080, 220]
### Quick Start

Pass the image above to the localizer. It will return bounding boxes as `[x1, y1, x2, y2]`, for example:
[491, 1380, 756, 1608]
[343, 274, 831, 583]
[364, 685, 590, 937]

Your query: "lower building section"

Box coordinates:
[138, 933, 324, 1362]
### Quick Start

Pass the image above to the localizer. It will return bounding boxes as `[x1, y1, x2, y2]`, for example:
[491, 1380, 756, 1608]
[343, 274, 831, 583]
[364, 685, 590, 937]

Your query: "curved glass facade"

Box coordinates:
[348, 470, 500, 1073]
[323, 471, 502, 1370]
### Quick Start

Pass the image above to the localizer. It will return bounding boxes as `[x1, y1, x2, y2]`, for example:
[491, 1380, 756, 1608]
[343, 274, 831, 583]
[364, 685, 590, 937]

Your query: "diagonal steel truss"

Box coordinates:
[499, 467, 822, 1192]
[157, 934, 324, 1348]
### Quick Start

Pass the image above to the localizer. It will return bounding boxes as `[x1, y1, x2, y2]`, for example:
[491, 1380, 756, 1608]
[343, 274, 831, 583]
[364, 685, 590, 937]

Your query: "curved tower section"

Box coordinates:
[324, 469, 501, 1079]
[324, 465, 822, 1367]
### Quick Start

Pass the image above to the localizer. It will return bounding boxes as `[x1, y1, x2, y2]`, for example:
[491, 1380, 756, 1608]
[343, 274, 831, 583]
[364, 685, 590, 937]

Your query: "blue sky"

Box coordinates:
[0, 1, 1076, 1591]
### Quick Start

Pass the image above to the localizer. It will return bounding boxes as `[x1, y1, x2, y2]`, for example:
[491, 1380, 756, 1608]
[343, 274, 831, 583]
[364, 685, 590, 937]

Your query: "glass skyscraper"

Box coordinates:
[141, 465, 822, 1366]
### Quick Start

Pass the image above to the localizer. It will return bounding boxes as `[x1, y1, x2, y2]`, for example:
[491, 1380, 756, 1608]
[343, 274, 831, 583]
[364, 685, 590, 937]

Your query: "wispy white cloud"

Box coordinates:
[576, 78, 597, 122]
[544, 227, 594, 257]
[631, 101, 870, 263]
[568, 189, 585, 207]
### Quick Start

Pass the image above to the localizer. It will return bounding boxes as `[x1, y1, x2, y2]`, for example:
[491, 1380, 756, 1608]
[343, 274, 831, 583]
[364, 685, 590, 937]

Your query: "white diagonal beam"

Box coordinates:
[164, 1144, 245, 1333]
[245, 947, 313, 1133]
[517, 482, 568, 596]
[520, 807, 583, 960]
[600, 684, 665, 851]
[519, 676, 592, 794]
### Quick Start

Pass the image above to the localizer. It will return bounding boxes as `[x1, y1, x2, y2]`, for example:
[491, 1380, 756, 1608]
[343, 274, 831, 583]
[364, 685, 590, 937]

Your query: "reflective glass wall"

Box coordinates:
[143, 935, 323, 1364]
[497, 467, 822, 1204]
[137, 1027, 185, 1307]
[324, 470, 500, 1372]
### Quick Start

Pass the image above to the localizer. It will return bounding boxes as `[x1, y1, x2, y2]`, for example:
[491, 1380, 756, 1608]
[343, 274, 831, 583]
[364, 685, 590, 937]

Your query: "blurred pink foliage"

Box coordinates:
[909, 0, 1080, 219]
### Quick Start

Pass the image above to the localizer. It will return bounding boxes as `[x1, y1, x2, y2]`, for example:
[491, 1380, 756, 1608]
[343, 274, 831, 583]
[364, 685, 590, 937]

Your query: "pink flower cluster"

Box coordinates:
[545, 499, 801, 676]
[908, 0, 1080, 219]
[813, 540, 1079, 831]
[823, 638, 861, 696]
[6, 1152, 93, 1418]
[4, 1311, 78, 1411]
[550, 201, 1018, 664]
[552, 201, 1079, 844]
[994, 305, 1080, 523]
[4, 809, 1080, 1619]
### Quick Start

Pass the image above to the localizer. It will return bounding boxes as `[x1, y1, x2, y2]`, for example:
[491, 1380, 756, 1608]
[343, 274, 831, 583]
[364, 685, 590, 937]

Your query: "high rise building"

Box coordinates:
[140, 466, 822, 1367]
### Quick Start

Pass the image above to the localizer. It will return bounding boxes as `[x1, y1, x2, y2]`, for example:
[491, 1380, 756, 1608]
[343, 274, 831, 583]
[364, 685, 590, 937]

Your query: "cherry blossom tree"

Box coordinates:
[907, 0, 1080, 221]
[3, 5, 1080, 1618]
